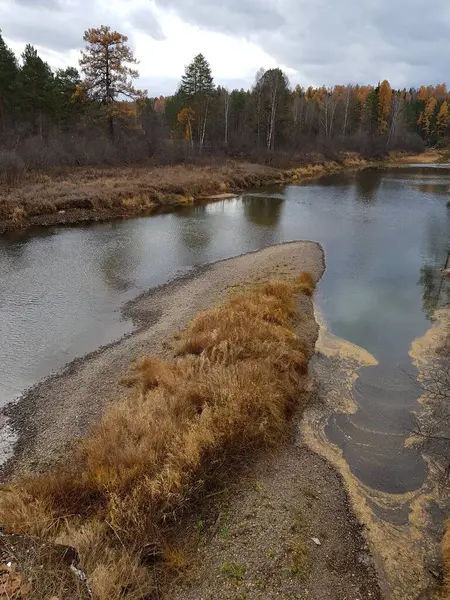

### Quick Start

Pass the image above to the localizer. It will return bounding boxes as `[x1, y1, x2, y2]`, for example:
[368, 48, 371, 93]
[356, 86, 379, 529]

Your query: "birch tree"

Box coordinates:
[255, 68, 289, 151]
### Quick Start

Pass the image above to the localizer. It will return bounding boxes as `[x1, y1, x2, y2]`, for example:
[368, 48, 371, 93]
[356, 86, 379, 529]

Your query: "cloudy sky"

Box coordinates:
[1, 0, 449, 96]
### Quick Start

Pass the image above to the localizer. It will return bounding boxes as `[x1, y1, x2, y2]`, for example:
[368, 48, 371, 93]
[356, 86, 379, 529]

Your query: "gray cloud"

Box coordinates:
[155, 0, 450, 88]
[1, 0, 165, 51]
[2, 0, 449, 92]
[160, 0, 285, 34]
[128, 5, 165, 40]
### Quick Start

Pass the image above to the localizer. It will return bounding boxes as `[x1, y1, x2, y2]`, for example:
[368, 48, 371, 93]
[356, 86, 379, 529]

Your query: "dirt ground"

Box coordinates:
[169, 437, 381, 600]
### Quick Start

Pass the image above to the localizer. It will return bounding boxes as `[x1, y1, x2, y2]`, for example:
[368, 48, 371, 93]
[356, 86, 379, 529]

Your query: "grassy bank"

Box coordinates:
[389, 149, 450, 164]
[0, 272, 317, 598]
[0, 156, 370, 233]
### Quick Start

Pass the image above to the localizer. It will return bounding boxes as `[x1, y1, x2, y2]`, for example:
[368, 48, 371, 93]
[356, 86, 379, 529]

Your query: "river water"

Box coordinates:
[0, 166, 449, 495]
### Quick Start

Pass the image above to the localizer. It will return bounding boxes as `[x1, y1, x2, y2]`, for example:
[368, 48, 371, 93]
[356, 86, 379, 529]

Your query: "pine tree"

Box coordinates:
[79, 25, 143, 136]
[0, 31, 19, 126]
[179, 54, 214, 98]
[19, 45, 55, 135]
[54, 67, 83, 128]
[179, 54, 215, 149]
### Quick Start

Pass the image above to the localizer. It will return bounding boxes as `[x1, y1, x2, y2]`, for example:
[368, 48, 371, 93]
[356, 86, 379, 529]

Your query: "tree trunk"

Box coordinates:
[224, 94, 229, 147]
[105, 46, 114, 139]
[343, 87, 350, 136]
[200, 98, 209, 152]
[267, 85, 278, 150]
[188, 119, 194, 151]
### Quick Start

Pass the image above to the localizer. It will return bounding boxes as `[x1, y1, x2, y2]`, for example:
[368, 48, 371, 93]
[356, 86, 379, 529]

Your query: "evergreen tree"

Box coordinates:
[79, 25, 143, 136]
[179, 54, 215, 149]
[54, 67, 83, 128]
[19, 45, 55, 135]
[179, 54, 214, 98]
[0, 31, 19, 126]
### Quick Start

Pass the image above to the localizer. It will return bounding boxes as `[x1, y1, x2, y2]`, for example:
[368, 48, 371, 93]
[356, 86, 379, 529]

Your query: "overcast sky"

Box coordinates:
[1, 0, 449, 96]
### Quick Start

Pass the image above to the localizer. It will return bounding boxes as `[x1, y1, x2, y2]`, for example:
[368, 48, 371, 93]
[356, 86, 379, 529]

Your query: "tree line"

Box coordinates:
[1, 25, 449, 172]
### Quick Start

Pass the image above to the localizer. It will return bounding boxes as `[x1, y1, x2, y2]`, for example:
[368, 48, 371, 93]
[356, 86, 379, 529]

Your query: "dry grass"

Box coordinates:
[439, 519, 450, 598]
[0, 273, 317, 599]
[0, 157, 369, 233]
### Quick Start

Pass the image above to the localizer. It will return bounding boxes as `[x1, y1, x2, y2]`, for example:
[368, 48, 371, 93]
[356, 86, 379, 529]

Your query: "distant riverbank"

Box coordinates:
[0, 155, 373, 233]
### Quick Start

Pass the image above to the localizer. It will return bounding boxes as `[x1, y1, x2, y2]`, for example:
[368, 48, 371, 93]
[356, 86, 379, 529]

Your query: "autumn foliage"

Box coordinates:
[1, 24, 448, 172]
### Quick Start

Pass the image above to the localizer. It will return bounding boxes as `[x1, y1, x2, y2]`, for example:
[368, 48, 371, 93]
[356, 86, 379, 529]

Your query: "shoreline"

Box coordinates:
[0, 157, 373, 234]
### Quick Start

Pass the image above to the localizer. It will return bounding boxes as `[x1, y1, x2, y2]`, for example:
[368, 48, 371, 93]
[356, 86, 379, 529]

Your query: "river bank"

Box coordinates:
[0, 242, 381, 599]
[0, 155, 371, 234]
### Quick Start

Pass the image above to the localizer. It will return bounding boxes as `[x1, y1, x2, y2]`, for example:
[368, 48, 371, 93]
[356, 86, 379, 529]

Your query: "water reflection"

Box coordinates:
[173, 205, 213, 254]
[243, 196, 284, 227]
[355, 167, 383, 202]
[414, 183, 450, 196]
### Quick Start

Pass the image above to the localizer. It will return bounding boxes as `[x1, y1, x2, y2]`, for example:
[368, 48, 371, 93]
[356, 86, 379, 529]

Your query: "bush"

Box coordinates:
[0, 150, 25, 186]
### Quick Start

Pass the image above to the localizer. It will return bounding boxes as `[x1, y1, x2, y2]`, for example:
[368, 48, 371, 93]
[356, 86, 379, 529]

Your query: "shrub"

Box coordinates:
[0, 150, 25, 186]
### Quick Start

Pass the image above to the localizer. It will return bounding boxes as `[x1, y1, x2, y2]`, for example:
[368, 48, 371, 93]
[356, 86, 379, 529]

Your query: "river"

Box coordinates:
[0, 166, 449, 497]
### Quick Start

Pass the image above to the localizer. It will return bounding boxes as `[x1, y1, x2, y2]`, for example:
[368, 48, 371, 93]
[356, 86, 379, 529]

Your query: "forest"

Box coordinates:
[1, 25, 449, 175]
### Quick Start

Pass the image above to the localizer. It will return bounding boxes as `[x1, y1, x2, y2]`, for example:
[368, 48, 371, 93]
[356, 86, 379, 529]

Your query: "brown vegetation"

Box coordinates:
[0, 273, 317, 599]
[442, 522, 450, 598]
[0, 156, 369, 233]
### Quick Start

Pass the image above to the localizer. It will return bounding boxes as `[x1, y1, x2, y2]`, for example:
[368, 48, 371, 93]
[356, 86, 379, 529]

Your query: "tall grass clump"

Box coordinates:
[0, 273, 316, 599]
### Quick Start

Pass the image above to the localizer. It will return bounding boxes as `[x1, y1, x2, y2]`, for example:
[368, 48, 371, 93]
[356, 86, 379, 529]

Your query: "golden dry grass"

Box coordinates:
[440, 519, 450, 598]
[0, 156, 369, 232]
[0, 162, 284, 231]
[0, 273, 316, 598]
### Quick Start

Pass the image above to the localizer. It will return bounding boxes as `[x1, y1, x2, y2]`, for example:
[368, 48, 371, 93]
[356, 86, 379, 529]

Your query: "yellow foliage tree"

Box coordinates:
[436, 101, 450, 136]
[418, 96, 437, 139]
[378, 80, 392, 134]
[177, 107, 195, 147]
[418, 86, 428, 102]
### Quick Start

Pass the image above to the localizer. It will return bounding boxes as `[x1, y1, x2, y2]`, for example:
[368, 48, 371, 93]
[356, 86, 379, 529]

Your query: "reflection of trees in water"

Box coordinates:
[0, 227, 55, 267]
[414, 183, 450, 196]
[100, 249, 131, 292]
[355, 168, 383, 202]
[174, 204, 212, 252]
[420, 250, 450, 318]
[243, 196, 284, 227]
[419, 210, 450, 318]
[98, 225, 142, 293]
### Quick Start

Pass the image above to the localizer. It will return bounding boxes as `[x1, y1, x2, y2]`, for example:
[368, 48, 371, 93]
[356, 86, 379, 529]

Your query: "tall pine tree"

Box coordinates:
[0, 31, 19, 128]
[179, 54, 215, 149]
[80, 26, 142, 137]
[19, 45, 55, 135]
